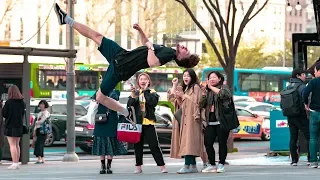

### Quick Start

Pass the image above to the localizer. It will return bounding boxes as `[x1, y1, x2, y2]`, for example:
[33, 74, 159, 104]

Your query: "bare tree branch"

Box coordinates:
[226, 0, 232, 27]
[229, 0, 236, 57]
[233, 0, 258, 59]
[248, 0, 269, 21]
[176, 0, 226, 68]
[0, 0, 18, 25]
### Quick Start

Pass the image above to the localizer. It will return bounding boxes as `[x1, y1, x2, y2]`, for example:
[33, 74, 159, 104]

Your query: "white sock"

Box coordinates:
[13, 163, 18, 166]
[64, 15, 74, 27]
[120, 107, 129, 117]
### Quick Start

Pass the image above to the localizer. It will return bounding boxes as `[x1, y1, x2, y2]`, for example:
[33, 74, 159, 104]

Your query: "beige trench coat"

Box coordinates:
[168, 84, 205, 158]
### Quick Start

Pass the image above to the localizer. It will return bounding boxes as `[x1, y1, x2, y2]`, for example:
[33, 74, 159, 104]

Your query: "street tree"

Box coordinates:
[0, 0, 19, 25]
[200, 39, 277, 69]
[175, 0, 269, 150]
[122, 0, 195, 46]
[79, 0, 123, 63]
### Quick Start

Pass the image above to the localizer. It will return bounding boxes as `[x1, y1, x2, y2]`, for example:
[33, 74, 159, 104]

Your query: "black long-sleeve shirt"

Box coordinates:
[303, 77, 320, 112]
[2, 99, 25, 128]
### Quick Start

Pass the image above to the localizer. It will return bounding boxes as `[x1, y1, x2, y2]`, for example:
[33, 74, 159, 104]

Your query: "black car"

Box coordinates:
[30, 99, 88, 147]
[75, 113, 172, 153]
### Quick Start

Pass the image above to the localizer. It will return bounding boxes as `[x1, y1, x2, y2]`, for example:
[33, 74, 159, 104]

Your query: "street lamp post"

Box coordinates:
[63, 0, 79, 162]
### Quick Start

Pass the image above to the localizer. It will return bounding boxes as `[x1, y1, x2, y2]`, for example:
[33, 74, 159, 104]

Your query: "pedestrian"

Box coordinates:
[1, 85, 25, 170]
[280, 68, 310, 166]
[53, 3, 200, 123]
[127, 73, 167, 174]
[33, 100, 50, 164]
[0, 100, 4, 164]
[200, 71, 239, 173]
[91, 89, 128, 174]
[168, 69, 204, 174]
[303, 64, 320, 168]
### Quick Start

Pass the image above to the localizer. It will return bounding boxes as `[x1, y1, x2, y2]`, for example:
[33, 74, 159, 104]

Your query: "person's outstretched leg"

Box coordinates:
[54, 3, 103, 46]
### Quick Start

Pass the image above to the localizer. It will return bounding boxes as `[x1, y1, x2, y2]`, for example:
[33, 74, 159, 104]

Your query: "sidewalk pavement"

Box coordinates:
[0, 153, 315, 180]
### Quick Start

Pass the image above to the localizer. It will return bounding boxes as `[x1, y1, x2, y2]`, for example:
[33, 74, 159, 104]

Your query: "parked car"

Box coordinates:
[234, 106, 270, 141]
[30, 99, 88, 147]
[234, 101, 274, 118]
[233, 96, 257, 102]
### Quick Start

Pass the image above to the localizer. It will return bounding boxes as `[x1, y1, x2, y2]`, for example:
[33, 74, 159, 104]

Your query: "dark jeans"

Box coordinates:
[134, 125, 165, 166]
[34, 129, 46, 158]
[288, 115, 310, 163]
[204, 125, 229, 165]
[309, 111, 320, 162]
[184, 155, 196, 166]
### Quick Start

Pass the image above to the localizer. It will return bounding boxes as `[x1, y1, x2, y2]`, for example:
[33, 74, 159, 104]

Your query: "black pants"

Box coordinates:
[134, 125, 165, 166]
[34, 129, 46, 158]
[288, 115, 310, 163]
[204, 125, 229, 165]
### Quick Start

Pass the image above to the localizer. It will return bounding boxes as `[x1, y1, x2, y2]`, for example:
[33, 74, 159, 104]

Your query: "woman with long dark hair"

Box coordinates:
[33, 100, 50, 164]
[168, 68, 204, 174]
[2, 85, 25, 170]
[200, 71, 239, 173]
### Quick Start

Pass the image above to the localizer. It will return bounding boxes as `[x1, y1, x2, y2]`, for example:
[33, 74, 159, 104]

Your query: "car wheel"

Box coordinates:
[44, 131, 55, 147]
[261, 132, 270, 141]
[162, 115, 171, 122]
[122, 142, 133, 152]
[79, 145, 92, 154]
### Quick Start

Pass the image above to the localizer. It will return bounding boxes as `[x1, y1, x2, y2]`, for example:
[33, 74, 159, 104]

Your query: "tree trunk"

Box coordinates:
[226, 61, 235, 152]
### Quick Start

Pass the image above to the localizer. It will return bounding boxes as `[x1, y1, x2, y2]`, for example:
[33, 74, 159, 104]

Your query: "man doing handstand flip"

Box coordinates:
[53, 3, 200, 122]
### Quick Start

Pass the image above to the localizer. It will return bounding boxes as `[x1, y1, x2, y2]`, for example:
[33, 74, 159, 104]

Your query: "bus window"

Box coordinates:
[239, 73, 281, 92]
[38, 70, 100, 90]
[147, 73, 183, 92]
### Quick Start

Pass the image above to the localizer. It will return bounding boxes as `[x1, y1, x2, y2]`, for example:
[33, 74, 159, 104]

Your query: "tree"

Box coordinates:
[175, 0, 269, 151]
[0, 0, 19, 25]
[122, 0, 194, 46]
[80, 0, 123, 63]
[200, 39, 277, 68]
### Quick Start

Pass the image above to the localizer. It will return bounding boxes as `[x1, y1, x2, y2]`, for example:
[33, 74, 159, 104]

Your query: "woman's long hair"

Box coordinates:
[7, 85, 24, 100]
[182, 68, 199, 91]
[136, 72, 152, 89]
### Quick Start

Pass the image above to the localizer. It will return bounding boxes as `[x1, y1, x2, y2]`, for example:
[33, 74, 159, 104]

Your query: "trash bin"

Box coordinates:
[270, 109, 290, 151]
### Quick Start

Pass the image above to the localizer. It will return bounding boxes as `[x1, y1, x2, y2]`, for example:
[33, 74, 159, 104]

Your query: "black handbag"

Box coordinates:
[22, 111, 29, 134]
[95, 111, 109, 124]
[174, 108, 182, 127]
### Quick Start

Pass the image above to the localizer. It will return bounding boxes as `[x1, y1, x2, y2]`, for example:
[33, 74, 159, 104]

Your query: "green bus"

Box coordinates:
[30, 63, 108, 99]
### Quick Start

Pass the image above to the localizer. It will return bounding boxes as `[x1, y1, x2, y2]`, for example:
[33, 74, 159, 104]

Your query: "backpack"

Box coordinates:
[280, 83, 303, 117]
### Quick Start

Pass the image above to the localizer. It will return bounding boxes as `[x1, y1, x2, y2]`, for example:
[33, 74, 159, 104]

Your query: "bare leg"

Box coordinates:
[96, 90, 128, 116]
[7, 137, 17, 163]
[15, 138, 20, 163]
[72, 22, 103, 46]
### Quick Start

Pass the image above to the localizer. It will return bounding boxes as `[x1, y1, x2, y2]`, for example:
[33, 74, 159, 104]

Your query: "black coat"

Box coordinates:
[0, 101, 4, 148]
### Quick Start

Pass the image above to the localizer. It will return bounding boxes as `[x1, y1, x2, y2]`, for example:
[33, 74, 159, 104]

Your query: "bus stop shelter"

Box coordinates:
[0, 46, 76, 164]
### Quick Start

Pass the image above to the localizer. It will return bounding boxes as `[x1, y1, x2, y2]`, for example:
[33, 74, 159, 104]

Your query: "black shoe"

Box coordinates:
[126, 106, 136, 123]
[107, 169, 113, 174]
[100, 164, 106, 174]
[54, 3, 67, 25]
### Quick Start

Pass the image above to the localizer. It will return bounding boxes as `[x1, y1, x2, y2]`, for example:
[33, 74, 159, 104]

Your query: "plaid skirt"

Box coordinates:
[92, 136, 128, 156]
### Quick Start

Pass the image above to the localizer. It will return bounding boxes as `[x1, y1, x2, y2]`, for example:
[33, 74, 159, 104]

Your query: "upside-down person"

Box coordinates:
[53, 3, 200, 122]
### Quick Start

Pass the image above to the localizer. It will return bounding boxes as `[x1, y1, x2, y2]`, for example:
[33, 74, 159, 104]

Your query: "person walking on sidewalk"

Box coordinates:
[33, 100, 50, 164]
[127, 73, 167, 174]
[91, 89, 128, 174]
[303, 64, 320, 168]
[53, 3, 200, 124]
[2, 85, 25, 170]
[200, 71, 239, 173]
[280, 68, 310, 166]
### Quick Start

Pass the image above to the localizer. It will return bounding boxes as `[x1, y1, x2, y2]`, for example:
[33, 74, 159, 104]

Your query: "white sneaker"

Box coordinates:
[216, 164, 225, 173]
[202, 165, 217, 173]
[8, 164, 19, 170]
